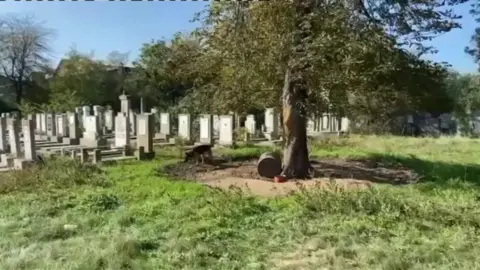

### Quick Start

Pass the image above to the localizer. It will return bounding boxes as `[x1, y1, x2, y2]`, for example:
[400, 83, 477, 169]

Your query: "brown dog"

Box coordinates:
[184, 144, 213, 165]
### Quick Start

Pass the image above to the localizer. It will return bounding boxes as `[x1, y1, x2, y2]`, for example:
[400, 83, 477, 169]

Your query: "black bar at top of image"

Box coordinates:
[6, 0, 212, 1]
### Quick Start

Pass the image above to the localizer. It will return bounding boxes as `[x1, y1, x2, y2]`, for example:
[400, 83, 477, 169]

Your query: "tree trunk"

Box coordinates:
[280, 0, 314, 179]
[281, 69, 312, 179]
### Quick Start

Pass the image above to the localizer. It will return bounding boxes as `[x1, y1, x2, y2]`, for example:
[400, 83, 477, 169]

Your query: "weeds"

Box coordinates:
[1, 136, 480, 269]
[0, 157, 109, 194]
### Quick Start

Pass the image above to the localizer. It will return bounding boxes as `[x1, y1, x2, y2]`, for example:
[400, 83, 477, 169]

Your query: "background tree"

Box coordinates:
[48, 50, 111, 112]
[191, 0, 467, 178]
[0, 14, 53, 107]
[105, 50, 130, 67]
[125, 33, 202, 112]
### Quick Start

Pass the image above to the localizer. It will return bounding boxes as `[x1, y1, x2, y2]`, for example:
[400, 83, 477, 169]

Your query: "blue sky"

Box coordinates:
[1, 1, 478, 73]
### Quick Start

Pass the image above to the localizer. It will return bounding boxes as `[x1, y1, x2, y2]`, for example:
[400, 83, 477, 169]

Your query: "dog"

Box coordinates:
[184, 144, 213, 165]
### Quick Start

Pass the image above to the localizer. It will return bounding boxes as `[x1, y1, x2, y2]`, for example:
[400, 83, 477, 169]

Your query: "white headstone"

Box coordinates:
[83, 116, 99, 140]
[129, 110, 136, 136]
[199, 114, 213, 144]
[115, 113, 130, 147]
[40, 113, 47, 134]
[219, 115, 234, 146]
[213, 115, 220, 137]
[245, 115, 256, 135]
[264, 108, 279, 136]
[340, 117, 350, 132]
[22, 119, 36, 160]
[0, 117, 6, 152]
[160, 113, 170, 135]
[104, 110, 114, 131]
[7, 119, 20, 157]
[178, 114, 191, 141]
[35, 114, 41, 133]
[138, 118, 147, 136]
[56, 114, 68, 137]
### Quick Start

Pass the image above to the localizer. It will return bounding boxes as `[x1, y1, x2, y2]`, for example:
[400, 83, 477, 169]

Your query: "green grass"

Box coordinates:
[2, 135, 480, 269]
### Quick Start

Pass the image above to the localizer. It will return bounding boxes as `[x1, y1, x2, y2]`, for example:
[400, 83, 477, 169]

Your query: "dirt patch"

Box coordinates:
[162, 157, 420, 197]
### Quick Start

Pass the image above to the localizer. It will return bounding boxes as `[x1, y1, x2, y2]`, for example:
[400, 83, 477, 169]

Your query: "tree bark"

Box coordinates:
[280, 0, 314, 179]
[281, 69, 312, 179]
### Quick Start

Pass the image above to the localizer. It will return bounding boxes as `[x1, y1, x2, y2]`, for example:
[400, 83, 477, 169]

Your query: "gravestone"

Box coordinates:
[40, 113, 47, 138]
[199, 114, 213, 144]
[160, 113, 171, 135]
[136, 114, 155, 159]
[340, 117, 350, 132]
[63, 112, 80, 145]
[114, 113, 130, 148]
[82, 106, 91, 130]
[35, 114, 42, 134]
[46, 113, 57, 140]
[48, 114, 62, 143]
[75, 107, 83, 129]
[14, 119, 37, 170]
[150, 108, 160, 133]
[56, 114, 68, 138]
[219, 115, 234, 146]
[93, 105, 104, 134]
[119, 93, 131, 114]
[438, 113, 452, 133]
[178, 114, 192, 141]
[7, 118, 20, 158]
[264, 108, 279, 140]
[104, 109, 114, 132]
[245, 115, 256, 135]
[80, 115, 107, 147]
[0, 117, 6, 153]
[213, 115, 220, 137]
[129, 110, 136, 136]
[322, 114, 330, 131]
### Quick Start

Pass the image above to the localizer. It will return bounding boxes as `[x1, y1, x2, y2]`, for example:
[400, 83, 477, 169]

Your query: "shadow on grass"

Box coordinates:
[312, 152, 480, 189]
[367, 153, 480, 190]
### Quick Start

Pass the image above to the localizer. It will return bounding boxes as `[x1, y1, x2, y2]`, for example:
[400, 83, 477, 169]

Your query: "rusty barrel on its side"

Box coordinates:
[257, 152, 282, 178]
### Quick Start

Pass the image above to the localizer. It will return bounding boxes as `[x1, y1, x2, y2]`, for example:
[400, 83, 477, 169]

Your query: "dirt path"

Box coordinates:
[164, 157, 418, 197]
[202, 177, 374, 196]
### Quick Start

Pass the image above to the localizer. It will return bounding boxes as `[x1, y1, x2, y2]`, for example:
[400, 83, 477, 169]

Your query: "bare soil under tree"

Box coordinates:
[162, 157, 419, 196]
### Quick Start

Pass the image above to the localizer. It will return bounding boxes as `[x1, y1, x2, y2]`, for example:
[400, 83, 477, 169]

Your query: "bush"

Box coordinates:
[0, 157, 109, 194]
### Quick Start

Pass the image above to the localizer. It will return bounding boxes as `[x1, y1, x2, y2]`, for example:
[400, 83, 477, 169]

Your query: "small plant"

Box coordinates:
[235, 127, 250, 142]
[82, 193, 122, 213]
[174, 136, 187, 158]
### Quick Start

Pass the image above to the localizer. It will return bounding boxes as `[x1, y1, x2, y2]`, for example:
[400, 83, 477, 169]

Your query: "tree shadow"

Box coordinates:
[312, 153, 480, 190]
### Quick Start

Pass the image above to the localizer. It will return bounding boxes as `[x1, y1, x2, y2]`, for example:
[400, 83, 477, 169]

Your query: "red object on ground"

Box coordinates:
[273, 175, 287, 183]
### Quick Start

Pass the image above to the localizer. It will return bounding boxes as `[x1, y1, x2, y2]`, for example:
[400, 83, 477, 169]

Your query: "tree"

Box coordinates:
[48, 50, 112, 112]
[125, 33, 202, 112]
[0, 14, 53, 106]
[466, 1, 480, 68]
[105, 50, 130, 67]
[193, 0, 467, 179]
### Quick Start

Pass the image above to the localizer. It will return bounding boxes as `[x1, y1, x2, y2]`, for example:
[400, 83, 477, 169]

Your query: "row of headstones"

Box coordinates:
[170, 110, 350, 146]
[0, 117, 38, 169]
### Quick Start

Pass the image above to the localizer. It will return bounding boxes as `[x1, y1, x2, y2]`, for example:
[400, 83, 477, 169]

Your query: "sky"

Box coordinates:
[0, 1, 478, 74]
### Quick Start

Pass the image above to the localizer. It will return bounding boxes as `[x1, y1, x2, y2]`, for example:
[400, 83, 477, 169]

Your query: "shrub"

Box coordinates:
[0, 157, 109, 194]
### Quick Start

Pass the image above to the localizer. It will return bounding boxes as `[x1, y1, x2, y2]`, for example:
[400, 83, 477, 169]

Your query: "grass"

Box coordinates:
[1, 135, 480, 269]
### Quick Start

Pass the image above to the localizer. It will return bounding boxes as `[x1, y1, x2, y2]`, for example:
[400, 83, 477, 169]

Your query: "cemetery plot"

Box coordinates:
[162, 151, 420, 196]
